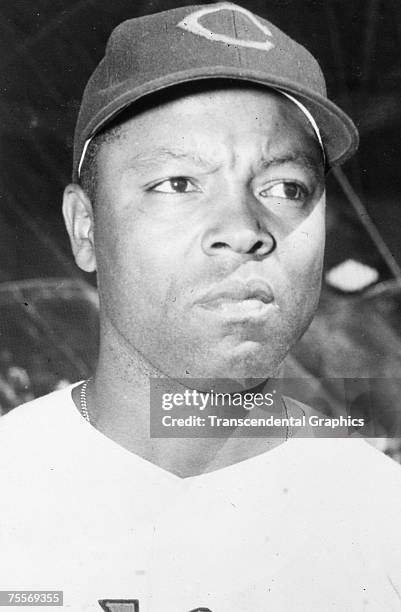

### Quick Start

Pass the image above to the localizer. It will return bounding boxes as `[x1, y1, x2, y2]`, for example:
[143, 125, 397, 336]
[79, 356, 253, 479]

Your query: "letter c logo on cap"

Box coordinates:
[178, 2, 275, 52]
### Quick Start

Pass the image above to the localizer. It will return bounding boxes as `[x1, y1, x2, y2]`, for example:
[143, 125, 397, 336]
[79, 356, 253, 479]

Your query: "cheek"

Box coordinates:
[289, 200, 325, 267]
[94, 207, 186, 327]
[278, 203, 326, 305]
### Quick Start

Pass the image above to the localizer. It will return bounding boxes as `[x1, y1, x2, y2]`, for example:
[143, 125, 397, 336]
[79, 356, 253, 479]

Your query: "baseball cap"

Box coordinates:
[73, 2, 359, 181]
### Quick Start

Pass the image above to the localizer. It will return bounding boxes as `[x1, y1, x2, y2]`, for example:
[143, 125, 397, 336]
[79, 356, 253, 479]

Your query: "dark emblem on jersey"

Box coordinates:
[99, 600, 139, 612]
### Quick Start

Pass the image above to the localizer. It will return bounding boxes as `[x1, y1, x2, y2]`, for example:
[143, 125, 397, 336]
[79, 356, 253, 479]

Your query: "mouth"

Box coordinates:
[196, 279, 275, 320]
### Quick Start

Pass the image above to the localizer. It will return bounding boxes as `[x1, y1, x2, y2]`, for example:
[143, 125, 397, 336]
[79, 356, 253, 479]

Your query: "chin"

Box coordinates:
[189, 341, 288, 381]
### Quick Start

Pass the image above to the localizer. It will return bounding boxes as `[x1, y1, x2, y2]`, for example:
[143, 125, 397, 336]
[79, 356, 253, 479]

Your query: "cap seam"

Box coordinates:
[230, 7, 242, 67]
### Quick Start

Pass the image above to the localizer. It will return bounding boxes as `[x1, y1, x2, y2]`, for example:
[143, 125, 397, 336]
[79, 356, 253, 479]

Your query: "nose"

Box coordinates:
[201, 189, 276, 259]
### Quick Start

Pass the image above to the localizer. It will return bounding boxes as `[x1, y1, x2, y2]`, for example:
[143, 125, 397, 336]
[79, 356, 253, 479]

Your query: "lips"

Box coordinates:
[196, 278, 275, 318]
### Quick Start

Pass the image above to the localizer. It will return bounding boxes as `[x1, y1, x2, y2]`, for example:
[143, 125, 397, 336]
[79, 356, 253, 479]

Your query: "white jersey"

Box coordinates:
[0, 386, 401, 611]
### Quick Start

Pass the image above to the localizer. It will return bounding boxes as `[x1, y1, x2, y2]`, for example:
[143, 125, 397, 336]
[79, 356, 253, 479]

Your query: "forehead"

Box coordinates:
[97, 83, 323, 171]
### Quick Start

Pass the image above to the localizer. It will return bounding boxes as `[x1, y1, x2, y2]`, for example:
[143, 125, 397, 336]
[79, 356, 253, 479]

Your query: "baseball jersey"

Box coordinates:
[1, 385, 401, 611]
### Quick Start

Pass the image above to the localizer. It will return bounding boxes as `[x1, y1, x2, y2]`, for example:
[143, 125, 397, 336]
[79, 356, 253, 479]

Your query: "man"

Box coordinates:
[1, 4, 400, 611]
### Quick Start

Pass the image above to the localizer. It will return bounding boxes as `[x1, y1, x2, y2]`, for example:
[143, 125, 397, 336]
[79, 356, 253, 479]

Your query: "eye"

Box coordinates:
[260, 181, 308, 201]
[151, 177, 198, 194]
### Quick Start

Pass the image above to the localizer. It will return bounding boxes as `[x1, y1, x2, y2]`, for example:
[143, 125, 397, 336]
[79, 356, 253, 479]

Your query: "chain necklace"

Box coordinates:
[79, 378, 91, 424]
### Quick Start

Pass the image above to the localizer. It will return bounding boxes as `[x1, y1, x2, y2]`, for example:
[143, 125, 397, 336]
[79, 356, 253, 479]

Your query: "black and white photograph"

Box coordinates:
[0, 2, 401, 610]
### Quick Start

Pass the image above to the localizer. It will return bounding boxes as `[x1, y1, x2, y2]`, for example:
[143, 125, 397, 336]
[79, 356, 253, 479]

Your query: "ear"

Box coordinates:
[62, 184, 96, 273]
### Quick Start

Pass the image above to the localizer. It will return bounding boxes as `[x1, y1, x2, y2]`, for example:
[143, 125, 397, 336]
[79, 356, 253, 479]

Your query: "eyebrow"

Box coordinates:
[128, 148, 218, 171]
[258, 151, 325, 179]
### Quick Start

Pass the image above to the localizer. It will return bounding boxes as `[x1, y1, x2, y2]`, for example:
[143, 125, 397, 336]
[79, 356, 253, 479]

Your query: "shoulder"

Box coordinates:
[0, 384, 81, 460]
[281, 394, 401, 495]
[0, 383, 79, 425]
[284, 435, 401, 521]
[320, 436, 401, 482]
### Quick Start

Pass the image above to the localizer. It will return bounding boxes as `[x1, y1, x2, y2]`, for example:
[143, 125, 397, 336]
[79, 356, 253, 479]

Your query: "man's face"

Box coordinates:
[93, 85, 326, 379]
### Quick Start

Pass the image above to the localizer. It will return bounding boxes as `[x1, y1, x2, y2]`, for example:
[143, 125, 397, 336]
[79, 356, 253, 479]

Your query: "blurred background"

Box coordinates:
[0, 0, 400, 460]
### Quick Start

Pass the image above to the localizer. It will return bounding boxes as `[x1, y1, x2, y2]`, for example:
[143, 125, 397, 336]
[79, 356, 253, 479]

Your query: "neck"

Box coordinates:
[72, 321, 287, 478]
